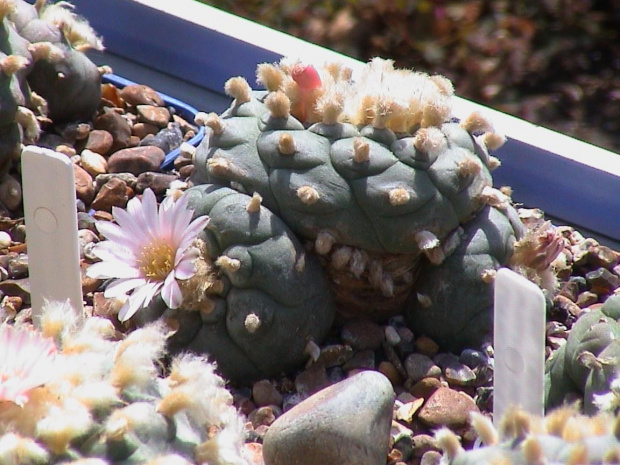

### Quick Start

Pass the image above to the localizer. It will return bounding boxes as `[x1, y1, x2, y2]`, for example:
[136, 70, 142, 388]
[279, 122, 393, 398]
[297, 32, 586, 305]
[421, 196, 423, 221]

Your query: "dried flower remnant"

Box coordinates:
[87, 188, 210, 322]
[510, 220, 565, 293]
[0, 325, 56, 407]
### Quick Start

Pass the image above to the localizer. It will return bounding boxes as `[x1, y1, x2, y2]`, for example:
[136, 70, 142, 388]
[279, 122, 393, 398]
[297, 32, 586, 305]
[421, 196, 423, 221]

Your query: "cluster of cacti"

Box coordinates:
[0, 0, 103, 167]
[437, 407, 620, 464]
[0, 301, 250, 465]
[186, 57, 545, 351]
[546, 294, 620, 415]
[135, 184, 335, 383]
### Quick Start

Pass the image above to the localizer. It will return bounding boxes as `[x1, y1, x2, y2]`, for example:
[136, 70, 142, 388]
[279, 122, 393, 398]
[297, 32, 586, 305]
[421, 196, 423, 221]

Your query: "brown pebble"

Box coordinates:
[173, 114, 197, 134]
[342, 349, 375, 371]
[179, 164, 195, 178]
[585, 267, 620, 295]
[73, 163, 95, 205]
[412, 433, 440, 458]
[120, 84, 165, 107]
[55, 144, 76, 157]
[94, 109, 132, 152]
[136, 172, 179, 196]
[576, 291, 599, 308]
[238, 397, 257, 417]
[92, 211, 114, 222]
[90, 177, 130, 212]
[417, 387, 479, 430]
[294, 364, 331, 397]
[81, 263, 102, 295]
[132, 122, 160, 139]
[84, 129, 114, 155]
[2, 295, 22, 314]
[341, 318, 385, 351]
[557, 280, 579, 302]
[420, 450, 442, 465]
[415, 335, 440, 357]
[0, 174, 22, 211]
[553, 294, 585, 319]
[249, 405, 279, 428]
[378, 360, 403, 386]
[92, 292, 124, 319]
[107, 146, 166, 176]
[0, 278, 31, 305]
[315, 344, 354, 368]
[587, 245, 619, 269]
[137, 104, 171, 128]
[252, 380, 284, 408]
[408, 377, 442, 400]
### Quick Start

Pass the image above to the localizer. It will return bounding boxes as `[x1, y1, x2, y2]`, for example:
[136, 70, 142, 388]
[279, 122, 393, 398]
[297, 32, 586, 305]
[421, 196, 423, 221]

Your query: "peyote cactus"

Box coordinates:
[135, 184, 335, 383]
[187, 57, 533, 351]
[436, 407, 620, 464]
[190, 58, 513, 322]
[546, 294, 620, 415]
[0, 301, 250, 465]
[0, 0, 103, 165]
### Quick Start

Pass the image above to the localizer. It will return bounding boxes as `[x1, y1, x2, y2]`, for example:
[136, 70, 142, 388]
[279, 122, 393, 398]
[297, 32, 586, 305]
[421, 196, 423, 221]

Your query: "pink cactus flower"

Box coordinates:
[0, 325, 57, 407]
[87, 189, 210, 322]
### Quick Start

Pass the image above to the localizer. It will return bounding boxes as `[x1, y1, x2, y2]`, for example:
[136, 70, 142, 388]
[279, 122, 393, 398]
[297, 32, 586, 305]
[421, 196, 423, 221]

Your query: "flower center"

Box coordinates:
[137, 240, 175, 281]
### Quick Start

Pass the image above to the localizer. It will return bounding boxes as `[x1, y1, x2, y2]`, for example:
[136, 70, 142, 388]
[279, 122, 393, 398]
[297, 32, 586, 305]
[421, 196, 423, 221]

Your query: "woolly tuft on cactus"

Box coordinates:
[0, 301, 250, 465]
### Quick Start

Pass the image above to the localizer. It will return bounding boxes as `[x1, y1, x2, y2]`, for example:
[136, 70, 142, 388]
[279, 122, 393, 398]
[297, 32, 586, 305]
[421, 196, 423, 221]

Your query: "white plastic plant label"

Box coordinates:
[22, 146, 83, 321]
[493, 267, 545, 425]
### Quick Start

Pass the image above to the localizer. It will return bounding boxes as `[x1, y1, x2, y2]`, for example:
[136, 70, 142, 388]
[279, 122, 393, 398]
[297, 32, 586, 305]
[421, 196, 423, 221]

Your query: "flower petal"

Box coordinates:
[161, 274, 183, 309]
[103, 278, 146, 298]
[95, 221, 139, 247]
[117, 281, 161, 322]
[87, 261, 142, 279]
[177, 216, 210, 252]
[91, 241, 136, 264]
[140, 188, 160, 236]
[174, 256, 197, 280]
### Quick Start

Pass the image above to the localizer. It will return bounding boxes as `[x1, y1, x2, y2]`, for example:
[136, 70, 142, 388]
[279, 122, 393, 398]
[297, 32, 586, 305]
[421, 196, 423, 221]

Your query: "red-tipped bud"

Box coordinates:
[291, 64, 321, 90]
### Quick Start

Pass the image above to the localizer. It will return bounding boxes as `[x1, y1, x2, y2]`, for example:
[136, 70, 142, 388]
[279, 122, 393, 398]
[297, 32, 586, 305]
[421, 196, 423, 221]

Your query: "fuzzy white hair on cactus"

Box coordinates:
[86, 188, 210, 322]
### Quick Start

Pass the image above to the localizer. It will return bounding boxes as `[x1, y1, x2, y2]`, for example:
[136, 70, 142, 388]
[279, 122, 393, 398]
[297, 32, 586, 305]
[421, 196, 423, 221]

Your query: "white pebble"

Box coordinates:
[0, 231, 11, 248]
[384, 325, 401, 346]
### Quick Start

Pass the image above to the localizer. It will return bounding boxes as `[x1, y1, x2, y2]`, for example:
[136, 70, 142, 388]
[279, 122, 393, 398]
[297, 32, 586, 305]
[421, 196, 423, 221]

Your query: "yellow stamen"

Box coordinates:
[137, 240, 175, 280]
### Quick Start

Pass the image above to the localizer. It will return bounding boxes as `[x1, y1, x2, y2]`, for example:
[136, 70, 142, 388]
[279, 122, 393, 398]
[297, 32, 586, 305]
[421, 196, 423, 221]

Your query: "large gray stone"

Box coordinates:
[262, 370, 395, 465]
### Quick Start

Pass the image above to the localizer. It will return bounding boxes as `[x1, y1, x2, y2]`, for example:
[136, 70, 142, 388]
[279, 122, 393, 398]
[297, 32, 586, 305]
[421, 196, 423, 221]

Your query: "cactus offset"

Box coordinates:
[135, 185, 335, 383]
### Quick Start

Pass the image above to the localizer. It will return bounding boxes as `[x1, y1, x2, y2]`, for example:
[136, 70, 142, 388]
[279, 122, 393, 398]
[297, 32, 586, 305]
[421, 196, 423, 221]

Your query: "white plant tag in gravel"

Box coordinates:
[22, 146, 84, 320]
[493, 268, 545, 425]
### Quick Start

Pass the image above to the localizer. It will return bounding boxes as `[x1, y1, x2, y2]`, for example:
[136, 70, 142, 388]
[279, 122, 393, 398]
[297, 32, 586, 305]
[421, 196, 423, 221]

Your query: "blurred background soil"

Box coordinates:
[201, 0, 620, 153]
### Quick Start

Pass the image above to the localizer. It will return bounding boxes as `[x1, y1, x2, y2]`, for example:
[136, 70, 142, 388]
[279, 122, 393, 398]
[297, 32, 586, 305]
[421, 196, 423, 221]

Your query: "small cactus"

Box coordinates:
[0, 0, 103, 166]
[437, 407, 620, 464]
[546, 294, 620, 415]
[0, 301, 250, 465]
